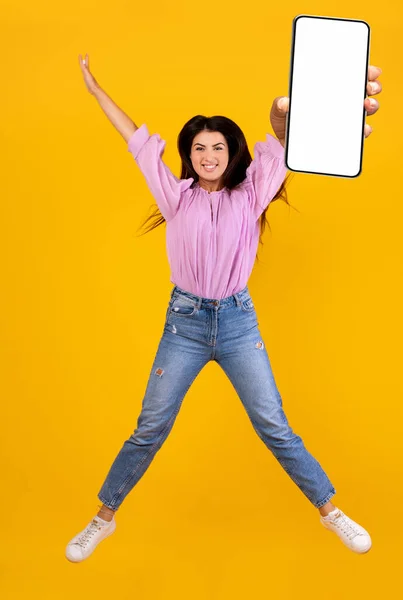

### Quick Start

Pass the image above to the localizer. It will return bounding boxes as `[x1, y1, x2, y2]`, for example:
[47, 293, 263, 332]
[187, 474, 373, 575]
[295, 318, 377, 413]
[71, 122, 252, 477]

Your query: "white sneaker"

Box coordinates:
[320, 507, 372, 553]
[65, 515, 116, 562]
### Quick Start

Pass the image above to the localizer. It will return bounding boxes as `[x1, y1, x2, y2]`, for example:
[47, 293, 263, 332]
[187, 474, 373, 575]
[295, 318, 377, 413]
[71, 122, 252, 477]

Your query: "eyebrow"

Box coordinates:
[193, 142, 226, 147]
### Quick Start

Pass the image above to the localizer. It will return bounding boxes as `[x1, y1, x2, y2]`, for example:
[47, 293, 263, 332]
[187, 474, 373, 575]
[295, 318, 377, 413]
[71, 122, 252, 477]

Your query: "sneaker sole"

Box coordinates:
[65, 521, 116, 563]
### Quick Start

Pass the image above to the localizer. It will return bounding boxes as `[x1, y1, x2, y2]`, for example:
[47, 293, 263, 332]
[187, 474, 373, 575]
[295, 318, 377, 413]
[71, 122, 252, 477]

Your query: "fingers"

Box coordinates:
[78, 53, 89, 68]
[368, 65, 382, 81]
[364, 123, 372, 138]
[364, 96, 379, 115]
[365, 64, 382, 116]
[367, 65, 382, 97]
[367, 79, 382, 96]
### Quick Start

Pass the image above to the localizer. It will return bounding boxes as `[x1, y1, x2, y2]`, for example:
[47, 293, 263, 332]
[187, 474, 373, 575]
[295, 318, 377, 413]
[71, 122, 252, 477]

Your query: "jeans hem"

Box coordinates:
[97, 494, 119, 512]
[313, 488, 336, 509]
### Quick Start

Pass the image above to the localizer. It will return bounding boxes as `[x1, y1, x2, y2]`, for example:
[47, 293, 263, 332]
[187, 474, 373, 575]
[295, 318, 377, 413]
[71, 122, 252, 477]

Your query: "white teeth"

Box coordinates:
[203, 165, 217, 170]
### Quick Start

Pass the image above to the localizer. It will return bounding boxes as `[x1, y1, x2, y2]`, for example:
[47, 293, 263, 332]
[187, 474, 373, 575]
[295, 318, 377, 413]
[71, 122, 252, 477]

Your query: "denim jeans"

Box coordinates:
[98, 284, 336, 511]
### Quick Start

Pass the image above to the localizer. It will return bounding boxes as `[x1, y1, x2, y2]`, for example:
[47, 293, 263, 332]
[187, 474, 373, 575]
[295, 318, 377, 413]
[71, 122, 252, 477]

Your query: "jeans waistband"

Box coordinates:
[169, 284, 251, 309]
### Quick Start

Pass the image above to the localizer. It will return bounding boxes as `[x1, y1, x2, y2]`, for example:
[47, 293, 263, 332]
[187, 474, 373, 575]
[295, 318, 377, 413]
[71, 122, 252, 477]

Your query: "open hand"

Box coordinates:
[78, 53, 98, 95]
[270, 64, 382, 143]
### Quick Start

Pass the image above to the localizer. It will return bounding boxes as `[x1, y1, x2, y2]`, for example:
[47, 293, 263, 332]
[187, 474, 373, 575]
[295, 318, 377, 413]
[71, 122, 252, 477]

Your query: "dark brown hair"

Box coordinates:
[135, 114, 297, 262]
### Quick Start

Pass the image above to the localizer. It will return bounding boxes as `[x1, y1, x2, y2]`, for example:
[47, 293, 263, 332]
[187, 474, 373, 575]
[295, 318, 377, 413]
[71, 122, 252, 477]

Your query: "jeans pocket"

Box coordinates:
[169, 295, 198, 317]
[240, 297, 255, 312]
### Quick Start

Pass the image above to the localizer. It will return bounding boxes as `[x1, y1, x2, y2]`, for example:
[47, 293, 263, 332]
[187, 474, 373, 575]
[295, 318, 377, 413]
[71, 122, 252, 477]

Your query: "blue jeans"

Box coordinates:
[98, 284, 336, 511]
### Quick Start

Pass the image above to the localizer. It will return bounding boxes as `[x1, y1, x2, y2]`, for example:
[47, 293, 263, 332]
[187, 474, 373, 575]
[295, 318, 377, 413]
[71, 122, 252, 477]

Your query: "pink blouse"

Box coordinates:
[128, 124, 287, 299]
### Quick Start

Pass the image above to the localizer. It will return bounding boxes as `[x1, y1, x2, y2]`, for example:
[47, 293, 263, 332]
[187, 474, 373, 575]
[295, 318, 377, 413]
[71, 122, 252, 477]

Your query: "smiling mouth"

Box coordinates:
[202, 165, 217, 171]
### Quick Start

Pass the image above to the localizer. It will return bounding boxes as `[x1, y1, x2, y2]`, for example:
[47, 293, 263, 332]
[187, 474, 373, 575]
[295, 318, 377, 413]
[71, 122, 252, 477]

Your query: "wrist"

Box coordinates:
[91, 81, 102, 97]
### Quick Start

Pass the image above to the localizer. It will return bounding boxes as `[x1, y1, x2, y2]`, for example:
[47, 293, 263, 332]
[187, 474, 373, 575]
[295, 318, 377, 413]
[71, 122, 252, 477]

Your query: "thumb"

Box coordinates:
[276, 96, 289, 113]
[270, 96, 289, 141]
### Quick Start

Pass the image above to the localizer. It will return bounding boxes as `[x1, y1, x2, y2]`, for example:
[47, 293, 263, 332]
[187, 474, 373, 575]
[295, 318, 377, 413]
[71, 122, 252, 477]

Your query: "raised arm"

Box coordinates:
[78, 53, 137, 143]
[78, 53, 193, 221]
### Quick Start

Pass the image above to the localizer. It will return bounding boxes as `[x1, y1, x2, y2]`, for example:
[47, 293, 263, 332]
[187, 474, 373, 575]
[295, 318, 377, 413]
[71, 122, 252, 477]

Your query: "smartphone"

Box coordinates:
[284, 15, 371, 178]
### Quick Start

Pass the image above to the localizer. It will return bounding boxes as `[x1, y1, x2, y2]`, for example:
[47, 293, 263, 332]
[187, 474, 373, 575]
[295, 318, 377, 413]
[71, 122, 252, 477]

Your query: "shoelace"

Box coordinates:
[76, 520, 103, 548]
[330, 512, 361, 540]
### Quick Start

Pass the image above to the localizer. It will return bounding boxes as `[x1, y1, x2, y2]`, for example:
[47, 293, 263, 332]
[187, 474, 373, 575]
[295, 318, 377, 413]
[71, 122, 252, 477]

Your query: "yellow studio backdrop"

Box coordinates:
[1, 0, 400, 597]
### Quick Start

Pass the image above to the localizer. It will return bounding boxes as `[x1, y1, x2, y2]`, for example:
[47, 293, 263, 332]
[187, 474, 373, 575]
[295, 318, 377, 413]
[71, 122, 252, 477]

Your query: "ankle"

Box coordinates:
[97, 503, 115, 522]
[319, 501, 336, 517]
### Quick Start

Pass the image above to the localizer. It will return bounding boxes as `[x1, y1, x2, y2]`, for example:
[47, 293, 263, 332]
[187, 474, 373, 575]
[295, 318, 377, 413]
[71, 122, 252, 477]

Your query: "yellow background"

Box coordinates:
[1, 0, 400, 597]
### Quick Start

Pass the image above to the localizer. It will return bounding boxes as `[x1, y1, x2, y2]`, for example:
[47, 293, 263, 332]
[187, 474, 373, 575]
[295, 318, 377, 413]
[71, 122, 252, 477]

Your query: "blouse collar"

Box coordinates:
[194, 182, 228, 195]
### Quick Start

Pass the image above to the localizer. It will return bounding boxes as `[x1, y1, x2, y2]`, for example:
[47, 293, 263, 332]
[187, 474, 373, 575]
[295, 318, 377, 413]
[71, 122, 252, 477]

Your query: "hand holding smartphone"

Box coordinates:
[284, 15, 371, 178]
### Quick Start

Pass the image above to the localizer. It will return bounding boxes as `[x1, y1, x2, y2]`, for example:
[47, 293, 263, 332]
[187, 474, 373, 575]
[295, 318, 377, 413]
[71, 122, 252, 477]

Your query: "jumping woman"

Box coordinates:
[66, 54, 382, 562]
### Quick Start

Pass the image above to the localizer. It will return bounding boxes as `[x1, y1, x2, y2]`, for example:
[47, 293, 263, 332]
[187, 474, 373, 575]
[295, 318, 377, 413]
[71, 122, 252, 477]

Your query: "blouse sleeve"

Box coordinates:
[244, 133, 288, 220]
[127, 124, 194, 222]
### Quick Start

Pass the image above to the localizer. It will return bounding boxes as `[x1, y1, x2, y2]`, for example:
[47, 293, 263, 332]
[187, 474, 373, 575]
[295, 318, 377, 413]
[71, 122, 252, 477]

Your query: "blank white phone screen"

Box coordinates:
[285, 15, 370, 178]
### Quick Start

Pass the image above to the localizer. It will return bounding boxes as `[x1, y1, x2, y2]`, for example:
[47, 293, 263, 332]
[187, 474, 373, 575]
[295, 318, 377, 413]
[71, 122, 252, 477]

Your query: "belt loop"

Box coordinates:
[234, 292, 241, 307]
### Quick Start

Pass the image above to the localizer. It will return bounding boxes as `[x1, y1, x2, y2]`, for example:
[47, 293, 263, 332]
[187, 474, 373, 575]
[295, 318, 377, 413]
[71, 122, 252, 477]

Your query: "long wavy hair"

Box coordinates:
[135, 114, 297, 262]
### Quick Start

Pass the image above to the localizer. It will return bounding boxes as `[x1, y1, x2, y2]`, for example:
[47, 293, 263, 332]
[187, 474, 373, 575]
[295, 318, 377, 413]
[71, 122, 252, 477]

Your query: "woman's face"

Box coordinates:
[190, 130, 229, 190]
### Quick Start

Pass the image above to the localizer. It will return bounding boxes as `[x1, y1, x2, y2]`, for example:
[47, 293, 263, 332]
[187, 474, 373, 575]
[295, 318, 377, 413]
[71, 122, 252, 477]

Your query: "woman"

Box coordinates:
[66, 54, 382, 562]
